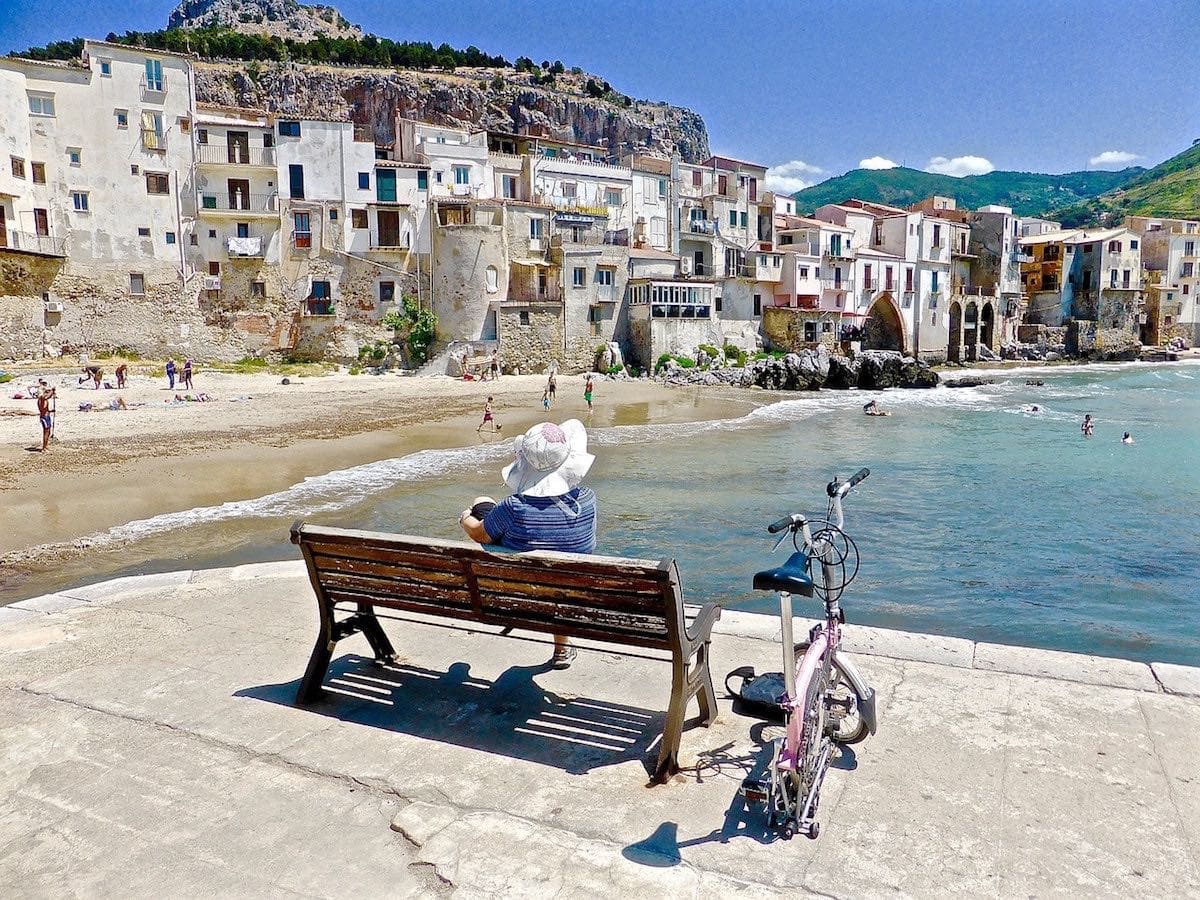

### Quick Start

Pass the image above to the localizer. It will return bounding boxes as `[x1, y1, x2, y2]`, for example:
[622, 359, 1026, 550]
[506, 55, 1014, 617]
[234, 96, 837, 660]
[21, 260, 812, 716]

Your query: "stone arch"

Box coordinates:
[948, 300, 963, 363]
[980, 301, 995, 351]
[862, 293, 907, 354]
[964, 301, 979, 361]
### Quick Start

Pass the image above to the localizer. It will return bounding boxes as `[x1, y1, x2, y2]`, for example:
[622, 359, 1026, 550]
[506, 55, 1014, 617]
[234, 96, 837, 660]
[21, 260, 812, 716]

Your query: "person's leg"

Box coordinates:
[551, 634, 575, 668]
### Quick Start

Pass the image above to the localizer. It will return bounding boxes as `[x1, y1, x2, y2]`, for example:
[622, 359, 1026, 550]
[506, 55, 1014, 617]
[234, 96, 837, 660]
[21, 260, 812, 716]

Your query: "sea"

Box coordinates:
[8, 360, 1200, 666]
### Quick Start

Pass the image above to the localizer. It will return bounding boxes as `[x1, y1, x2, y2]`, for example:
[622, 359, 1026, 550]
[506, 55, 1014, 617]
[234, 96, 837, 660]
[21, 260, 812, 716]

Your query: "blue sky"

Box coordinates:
[3, 0, 1198, 192]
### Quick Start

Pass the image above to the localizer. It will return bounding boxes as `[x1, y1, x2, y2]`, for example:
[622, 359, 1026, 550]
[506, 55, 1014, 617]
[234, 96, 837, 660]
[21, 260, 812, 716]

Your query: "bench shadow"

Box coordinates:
[236, 653, 672, 778]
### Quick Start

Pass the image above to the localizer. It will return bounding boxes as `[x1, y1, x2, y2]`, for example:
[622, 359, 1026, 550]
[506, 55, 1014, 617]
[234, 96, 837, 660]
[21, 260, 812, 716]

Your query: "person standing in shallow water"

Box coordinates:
[458, 419, 597, 669]
[1081, 414, 1094, 437]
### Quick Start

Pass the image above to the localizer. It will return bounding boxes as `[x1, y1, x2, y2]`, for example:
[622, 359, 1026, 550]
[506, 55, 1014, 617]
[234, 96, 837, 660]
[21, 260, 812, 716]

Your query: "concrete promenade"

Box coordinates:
[2, 561, 1198, 898]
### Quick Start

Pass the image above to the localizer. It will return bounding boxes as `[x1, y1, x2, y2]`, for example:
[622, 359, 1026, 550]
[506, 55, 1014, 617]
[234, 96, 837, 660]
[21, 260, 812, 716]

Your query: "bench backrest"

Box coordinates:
[291, 522, 687, 651]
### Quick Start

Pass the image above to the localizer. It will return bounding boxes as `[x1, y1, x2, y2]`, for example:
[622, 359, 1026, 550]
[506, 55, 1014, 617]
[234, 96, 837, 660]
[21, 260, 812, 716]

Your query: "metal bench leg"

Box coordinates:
[296, 634, 333, 705]
[653, 656, 689, 784]
[357, 603, 397, 662]
[695, 641, 717, 727]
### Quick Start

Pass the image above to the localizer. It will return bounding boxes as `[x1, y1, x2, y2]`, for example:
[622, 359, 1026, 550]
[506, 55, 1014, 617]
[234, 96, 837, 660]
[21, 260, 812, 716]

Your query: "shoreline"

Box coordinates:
[0, 370, 755, 601]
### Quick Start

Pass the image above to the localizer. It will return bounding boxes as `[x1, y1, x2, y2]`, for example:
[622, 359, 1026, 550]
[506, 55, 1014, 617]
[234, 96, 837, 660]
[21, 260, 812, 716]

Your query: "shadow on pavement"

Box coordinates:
[237, 653, 669, 777]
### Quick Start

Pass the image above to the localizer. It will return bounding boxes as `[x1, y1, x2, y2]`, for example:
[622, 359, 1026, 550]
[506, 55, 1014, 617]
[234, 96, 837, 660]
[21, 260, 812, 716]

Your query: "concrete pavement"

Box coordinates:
[1, 561, 1198, 898]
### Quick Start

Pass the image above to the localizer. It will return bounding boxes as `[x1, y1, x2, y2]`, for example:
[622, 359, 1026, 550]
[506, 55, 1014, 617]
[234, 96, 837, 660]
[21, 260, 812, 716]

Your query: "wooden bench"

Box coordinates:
[290, 521, 721, 783]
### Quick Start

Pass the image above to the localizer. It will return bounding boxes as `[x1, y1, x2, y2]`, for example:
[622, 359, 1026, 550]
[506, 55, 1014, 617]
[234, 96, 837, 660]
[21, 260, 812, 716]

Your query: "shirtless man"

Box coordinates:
[37, 386, 55, 451]
[1081, 414, 1094, 437]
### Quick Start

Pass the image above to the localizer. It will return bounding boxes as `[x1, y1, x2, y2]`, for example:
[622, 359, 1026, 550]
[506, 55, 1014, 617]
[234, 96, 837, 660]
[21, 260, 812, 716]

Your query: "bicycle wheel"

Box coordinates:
[794, 645, 868, 745]
[797, 667, 829, 805]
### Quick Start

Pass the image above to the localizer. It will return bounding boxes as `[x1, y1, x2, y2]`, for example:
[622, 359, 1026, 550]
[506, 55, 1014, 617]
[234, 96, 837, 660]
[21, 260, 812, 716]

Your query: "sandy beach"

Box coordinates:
[0, 364, 754, 595]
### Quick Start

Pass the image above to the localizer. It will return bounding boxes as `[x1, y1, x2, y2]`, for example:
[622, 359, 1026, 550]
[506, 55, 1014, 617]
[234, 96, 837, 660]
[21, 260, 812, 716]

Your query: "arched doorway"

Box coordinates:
[862, 294, 906, 353]
[980, 302, 995, 352]
[947, 300, 963, 363]
[964, 301, 978, 361]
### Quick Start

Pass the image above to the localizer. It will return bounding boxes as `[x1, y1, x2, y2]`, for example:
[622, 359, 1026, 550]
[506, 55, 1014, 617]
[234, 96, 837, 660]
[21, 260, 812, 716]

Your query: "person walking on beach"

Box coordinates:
[458, 419, 597, 669]
[490, 351, 500, 380]
[1081, 414, 1094, 437]
[166, 358, 176, 390]
[36, 385, 55, 452]
[547, 370, 557, 406]
[583, 375, 594, 413]
[477, 396, 501, 433]
[182, 358, 194, 391]
[115, 363, 127, 389]
[541, 388, 551, 411]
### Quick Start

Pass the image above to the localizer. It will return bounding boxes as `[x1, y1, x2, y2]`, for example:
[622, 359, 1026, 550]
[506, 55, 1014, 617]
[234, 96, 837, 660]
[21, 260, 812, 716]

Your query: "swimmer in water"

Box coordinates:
[1025, 404, 1041, 413]
[1081, 414, 1094, 437]
[1121, 432, 1134, 444]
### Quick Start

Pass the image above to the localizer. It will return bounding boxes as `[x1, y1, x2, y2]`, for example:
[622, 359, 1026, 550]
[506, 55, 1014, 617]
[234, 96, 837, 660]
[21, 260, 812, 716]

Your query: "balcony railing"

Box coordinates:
[687, 219, 716, 236]
[370, 239, 410, 251]
[197, 144, 276, 166]
[824, 247, 852, 260]
[0, 230, 66, 257]
[780, 240, 820, 256]
[226, 236, 264, 257]
[199, 193, 278, 213]
[140, 73, 166, 95]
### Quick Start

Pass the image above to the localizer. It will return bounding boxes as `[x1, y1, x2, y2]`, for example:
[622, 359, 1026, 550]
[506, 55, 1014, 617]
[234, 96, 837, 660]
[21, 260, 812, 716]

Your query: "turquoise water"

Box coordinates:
[15, 361, 1200, 665]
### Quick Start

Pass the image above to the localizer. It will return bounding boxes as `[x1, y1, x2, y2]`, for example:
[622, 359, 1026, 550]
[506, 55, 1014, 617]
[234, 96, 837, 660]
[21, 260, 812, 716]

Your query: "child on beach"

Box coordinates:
[542, 388, 550, 411]
[477, 396, 501, 433]
[547, 371, 557, 406]
[584, 375, 594, 412]
[36, 385, 55, 452]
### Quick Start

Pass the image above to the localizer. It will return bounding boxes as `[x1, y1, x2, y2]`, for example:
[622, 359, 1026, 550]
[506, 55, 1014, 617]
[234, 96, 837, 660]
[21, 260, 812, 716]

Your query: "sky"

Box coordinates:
[3, 0, 1199, 194]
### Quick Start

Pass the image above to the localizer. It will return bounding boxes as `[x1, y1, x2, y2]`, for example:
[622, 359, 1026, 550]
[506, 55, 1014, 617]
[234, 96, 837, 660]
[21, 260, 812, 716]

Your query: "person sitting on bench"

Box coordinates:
[459, 419, 597, 669]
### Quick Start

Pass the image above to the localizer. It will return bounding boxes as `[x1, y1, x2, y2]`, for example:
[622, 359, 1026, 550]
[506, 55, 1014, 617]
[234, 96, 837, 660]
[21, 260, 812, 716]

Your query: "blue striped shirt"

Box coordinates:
[482, 487, 597, 554]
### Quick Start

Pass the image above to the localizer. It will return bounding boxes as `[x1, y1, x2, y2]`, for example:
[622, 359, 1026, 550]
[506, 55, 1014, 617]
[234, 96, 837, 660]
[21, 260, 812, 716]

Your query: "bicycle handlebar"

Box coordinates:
[768, 513, 802, 534]
[848, 467, 870, 488]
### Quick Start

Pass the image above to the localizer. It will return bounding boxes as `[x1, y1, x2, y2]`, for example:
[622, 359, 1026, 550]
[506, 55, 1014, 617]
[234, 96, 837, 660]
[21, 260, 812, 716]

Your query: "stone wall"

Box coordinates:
[1067, 319, 1141, 361]
[498, 305, 564, 374]
[762, 306, 837, 352]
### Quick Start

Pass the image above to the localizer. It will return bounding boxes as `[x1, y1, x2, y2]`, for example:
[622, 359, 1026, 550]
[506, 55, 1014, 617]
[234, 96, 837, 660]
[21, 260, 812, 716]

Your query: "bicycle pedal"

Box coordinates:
[739, 777, 769, 803]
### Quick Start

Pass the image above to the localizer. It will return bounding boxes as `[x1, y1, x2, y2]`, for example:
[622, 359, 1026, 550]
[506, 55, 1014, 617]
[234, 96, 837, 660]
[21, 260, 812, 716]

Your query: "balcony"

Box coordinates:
[226, 236, 265, 257]
[824, 247, 852, 260]
[686, 219, 716, 236]
[369, 238, 410, 252]
[197, 144, 276, 168]
[741, 254, 783, 282]
[0, 230, 66, 257]
[780, 240, 820, 256]
[199, 193, 278, 216]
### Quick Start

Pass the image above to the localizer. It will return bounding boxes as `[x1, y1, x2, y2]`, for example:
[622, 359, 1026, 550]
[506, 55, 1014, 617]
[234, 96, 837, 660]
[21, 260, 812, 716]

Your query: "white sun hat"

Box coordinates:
[502, 419, 595, 498]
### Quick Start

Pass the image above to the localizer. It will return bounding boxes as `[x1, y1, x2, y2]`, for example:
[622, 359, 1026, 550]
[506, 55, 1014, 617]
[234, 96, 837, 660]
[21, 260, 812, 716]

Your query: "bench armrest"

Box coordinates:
[685, 602, 722, 648]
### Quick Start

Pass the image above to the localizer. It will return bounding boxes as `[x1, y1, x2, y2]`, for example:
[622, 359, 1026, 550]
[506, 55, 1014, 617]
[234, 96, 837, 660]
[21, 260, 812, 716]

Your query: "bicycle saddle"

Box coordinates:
[753, 552, 815, 597]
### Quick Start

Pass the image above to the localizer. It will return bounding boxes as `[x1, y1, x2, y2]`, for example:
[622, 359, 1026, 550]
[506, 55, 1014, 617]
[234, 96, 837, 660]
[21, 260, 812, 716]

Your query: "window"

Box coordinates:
[130, 273, 145, 295]
[236, 223, 249, 238]
[822, 321, 833, 333]
[293, 211, 311, 248]
[605, 189, 622, 206]
[165, 232, 176, 244]
[307, 280, 332, 315]
[453, 166, 470, 185]
[417, 169, 429, 191]
[863, 264, 873, 291]
[33, 209, 49, 236]
[905, 268, 914, 291]
[329, 208, 338, 221]
[10, 157, 24, 179]
[729, 210, 737, 227]
[753, 293, 762, 316]
[931, 272, 939, 293]
[573, 266, 586, 287]
[799, 266, 809, 278]
[435, 171, 443, 183]
[485, 265, 498, 293]
[1185, 284, 1191, 296]
[519, 310, 531, 326]
[562, 182, 577, 199]
[140, 112, 164, 151]
[1083, 243, 1093, 253]
[1110, 270, 1118, 287]
[740, 212, 748, 228]
[27, 93, 55, 117]
[288, 164, 305, 199]
[31, 162, 45, 184]
[278, 121, 301, 138]
[357, 172, 370, 190]
[208, 261, 221, 276]
[932, 223, 942, 247]
[67, 148, 81, 166]
[252, 281, 266, 298]
[116, 110, 128, 129]
[145, 172, 169, 194]
[71, 191, 89, 212]
[143, 59, 164, 92]
[874, 224, 883, 245]
[596, 269, 614, 286]
[378, 281, 395, 303]
[715, 295, 722, 313]
[692, 170, 702, 188]
[804, 322, 817, 342]
[530, 218, 544, 239]
[658, 178, 667, 199]
[1182, 262, 1194, 278]
[99, 59, 112, 76]
[501, 174, 517, 199]
[1108, 240, 1122, 252]
[718, 174, 727, 194]
[885, 265, 894, 291]
[1122, 269, 1131, 288]
[137, 227, 150, 237]
[351, 208, 368, 229]
[1130, 239, 1138, 250]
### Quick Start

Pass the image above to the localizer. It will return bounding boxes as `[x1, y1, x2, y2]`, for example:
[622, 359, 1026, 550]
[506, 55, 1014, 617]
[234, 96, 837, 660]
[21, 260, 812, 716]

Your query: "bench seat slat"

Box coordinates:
[469, 560, 666, 597]
[324, 588, 480, 620]
[319, 573, 474, 608]
[310, 554, 467, 587]
[476, 592, 669, 635]
[305, 540, 466, 572]
[472, 577, 666, 615]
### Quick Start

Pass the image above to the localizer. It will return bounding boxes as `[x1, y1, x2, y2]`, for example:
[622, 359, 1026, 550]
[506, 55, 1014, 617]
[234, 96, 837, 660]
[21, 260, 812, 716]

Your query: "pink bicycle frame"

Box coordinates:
[776, 591, 841, 772]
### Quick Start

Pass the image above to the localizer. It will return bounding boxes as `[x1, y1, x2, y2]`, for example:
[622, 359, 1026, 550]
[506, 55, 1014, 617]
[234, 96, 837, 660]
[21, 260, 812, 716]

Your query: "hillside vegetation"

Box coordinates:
[792, 166, 1142, 218]
[1047, 141, 1200, 226]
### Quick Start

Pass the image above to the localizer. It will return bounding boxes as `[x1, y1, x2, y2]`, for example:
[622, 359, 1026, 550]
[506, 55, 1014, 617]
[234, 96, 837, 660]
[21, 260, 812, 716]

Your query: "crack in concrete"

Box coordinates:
[1135, 694, 1199, 879]
[993, 675, 1015, 900]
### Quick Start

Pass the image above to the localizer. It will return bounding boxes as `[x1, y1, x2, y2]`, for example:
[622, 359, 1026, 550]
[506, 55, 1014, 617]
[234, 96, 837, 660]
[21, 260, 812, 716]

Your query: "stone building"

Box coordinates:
[1020, 227, 1143, 332]
[1125, 215, 1200, 345]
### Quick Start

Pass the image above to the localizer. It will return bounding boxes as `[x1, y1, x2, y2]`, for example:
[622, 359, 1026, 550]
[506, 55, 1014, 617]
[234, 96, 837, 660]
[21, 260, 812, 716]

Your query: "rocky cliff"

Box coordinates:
[169, 0, 361, 40]
[193, 62, 710, 162]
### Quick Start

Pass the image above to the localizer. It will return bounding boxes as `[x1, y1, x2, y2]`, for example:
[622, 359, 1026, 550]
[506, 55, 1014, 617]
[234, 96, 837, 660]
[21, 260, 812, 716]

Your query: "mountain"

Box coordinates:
[169, 0, 361, 41]
[1047, 141, 1200, 227]
[792, 166, 1143, 218]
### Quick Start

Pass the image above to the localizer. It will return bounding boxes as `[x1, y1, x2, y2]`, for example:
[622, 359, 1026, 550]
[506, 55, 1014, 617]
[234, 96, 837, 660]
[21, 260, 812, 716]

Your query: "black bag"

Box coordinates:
[725, 666, 787, 721]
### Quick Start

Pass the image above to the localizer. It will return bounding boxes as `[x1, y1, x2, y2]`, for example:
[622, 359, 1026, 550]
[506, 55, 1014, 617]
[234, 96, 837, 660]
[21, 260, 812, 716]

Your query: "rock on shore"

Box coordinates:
[659, 348, 939, 392]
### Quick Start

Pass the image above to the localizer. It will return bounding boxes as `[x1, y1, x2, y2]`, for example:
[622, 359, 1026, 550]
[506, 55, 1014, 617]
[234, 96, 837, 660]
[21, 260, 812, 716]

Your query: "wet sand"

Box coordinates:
[0, 367, 753, 601]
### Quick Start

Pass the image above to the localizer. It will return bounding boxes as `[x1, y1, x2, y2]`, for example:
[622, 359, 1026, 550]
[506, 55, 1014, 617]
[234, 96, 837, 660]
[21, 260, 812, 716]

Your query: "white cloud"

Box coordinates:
[859, 156, 899, 170]
[1089, 150, 1140, 168]
[766, 159, 825, 194]
[925, 155, 995, 177]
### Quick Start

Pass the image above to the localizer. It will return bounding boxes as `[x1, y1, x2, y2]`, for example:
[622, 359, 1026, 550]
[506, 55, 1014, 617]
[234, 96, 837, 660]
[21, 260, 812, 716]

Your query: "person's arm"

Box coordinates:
[459, 510, 491, 544]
